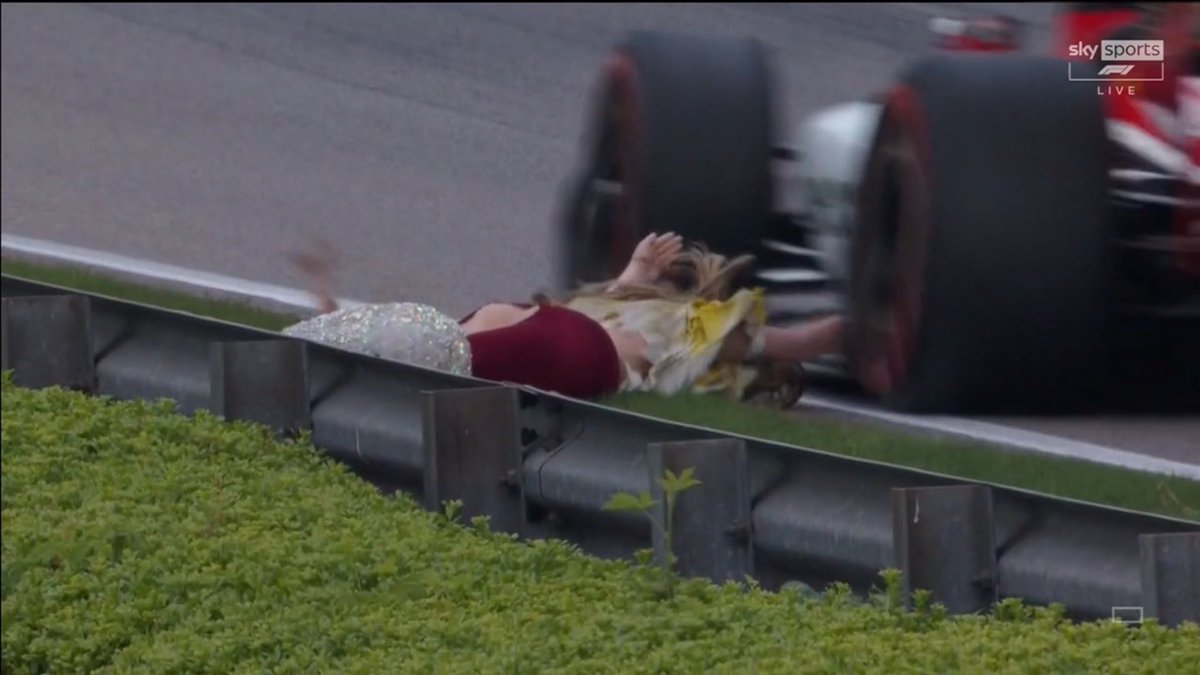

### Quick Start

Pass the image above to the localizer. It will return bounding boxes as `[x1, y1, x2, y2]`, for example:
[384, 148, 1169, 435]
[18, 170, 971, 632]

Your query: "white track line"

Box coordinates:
[4, 234, 1197, 481]
[2, 233, 366, 315]
[802, 392, 1200, 481]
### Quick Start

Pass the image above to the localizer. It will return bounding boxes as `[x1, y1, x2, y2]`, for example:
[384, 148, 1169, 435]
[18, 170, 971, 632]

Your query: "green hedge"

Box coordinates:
[3, 376, 1197, 674]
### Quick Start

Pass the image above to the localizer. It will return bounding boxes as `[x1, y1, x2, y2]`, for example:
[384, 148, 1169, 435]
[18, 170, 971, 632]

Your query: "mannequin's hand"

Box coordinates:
[286, 239, 342, 313]
[287, 239, 339, 281]
[618, 232, 684, 286]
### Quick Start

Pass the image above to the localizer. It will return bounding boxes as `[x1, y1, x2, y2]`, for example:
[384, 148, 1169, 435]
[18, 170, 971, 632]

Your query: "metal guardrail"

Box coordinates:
[2, 274, 1197, 627]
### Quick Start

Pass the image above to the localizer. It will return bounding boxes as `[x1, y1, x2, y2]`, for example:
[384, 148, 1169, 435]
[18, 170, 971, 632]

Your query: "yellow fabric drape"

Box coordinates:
[565, 288, 767, 398]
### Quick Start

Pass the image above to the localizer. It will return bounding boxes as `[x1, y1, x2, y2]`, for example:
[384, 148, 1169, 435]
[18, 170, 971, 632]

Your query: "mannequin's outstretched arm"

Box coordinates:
[287, 241, 341, 315]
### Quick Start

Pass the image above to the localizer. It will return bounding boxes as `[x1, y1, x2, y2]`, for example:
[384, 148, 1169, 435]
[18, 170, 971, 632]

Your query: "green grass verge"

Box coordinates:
[1, 259, 299, 331]
[4, 377, 1198, 673]
[604, 392, 1200, 520]
[2, 259, 1197, 521]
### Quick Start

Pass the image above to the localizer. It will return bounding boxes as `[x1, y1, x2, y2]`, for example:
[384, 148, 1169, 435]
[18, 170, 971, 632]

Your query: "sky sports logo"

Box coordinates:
[1067, 40, 1165, 83]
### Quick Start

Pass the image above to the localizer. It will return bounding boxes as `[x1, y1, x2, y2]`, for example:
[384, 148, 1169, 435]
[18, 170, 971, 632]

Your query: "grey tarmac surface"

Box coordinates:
[3, 3, 1195, 466]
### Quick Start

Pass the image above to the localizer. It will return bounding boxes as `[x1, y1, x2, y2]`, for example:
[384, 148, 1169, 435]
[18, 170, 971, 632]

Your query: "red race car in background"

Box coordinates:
[559, 2, 1199, 414]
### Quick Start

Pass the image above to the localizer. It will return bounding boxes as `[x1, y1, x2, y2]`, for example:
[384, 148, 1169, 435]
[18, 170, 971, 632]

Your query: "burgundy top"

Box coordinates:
[460, 304, 623, 399]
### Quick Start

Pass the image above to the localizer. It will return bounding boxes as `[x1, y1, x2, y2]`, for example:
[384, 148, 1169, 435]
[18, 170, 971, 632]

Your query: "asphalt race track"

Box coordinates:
[3, 4, 1196, 468]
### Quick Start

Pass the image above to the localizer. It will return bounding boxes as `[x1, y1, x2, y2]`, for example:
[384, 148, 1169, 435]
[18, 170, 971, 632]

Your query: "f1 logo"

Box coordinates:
[1098, 64, 1135, 76]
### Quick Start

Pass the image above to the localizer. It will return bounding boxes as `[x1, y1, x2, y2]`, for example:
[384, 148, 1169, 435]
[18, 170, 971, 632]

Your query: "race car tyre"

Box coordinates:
[560, 30, 776, 289]
[845, 55, 1116, 414]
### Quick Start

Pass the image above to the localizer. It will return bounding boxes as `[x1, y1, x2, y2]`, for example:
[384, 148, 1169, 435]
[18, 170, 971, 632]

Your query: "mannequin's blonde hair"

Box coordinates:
[536, 244, 756, 306]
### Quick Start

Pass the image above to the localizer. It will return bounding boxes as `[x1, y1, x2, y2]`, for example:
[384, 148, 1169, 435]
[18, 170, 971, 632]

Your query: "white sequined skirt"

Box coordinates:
[282, 302, 473, 376]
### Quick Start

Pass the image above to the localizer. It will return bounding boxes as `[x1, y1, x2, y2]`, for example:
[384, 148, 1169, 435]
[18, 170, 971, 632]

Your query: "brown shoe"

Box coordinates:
[740, 362, 807, 410]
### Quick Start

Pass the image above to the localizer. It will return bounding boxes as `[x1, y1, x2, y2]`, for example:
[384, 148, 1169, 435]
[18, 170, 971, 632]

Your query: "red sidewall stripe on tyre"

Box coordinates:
[867, 84, 933, 399]
[604, 52, 645, 280]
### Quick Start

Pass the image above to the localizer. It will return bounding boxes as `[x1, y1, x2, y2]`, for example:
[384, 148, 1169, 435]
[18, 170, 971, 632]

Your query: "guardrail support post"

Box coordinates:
[0, 294, 96, 392]
[210, 340, 311, 437]
[1140, 531, 1199, 628]
[647, 439, 753, 584]
[892, 484, 996, 615]
[423, 386, 525, 536]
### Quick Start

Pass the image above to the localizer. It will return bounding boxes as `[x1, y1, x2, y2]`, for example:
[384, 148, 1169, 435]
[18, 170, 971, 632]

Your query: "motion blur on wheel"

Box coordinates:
[559, 2, 1199, 414]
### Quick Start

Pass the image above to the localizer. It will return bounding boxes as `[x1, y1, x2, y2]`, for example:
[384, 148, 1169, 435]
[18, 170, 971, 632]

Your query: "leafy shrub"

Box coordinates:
[3, 375, 1198, 673]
